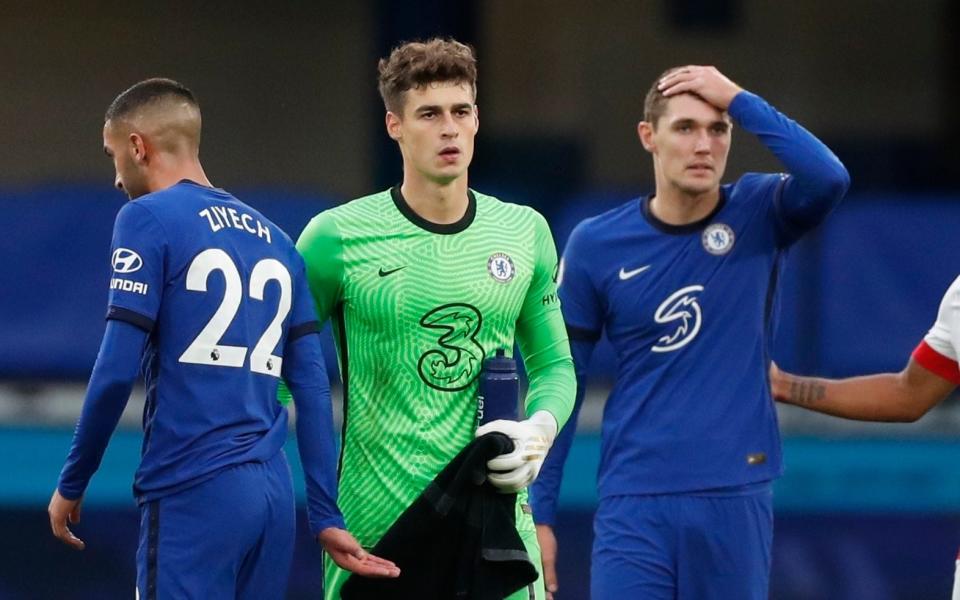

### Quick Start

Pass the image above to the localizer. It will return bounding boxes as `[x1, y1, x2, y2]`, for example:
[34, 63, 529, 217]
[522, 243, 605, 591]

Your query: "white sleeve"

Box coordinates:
[923, 275, 960, 361]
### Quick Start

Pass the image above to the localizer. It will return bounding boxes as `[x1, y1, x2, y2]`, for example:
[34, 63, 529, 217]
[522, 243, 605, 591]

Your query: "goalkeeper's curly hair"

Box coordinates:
[377, 38, 477, 114]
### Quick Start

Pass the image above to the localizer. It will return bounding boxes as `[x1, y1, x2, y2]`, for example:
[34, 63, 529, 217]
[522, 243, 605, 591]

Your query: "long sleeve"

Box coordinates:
[529, 217, 604, 526]
[282, 248, 345, 535]
[58, 319, 147, 499]
[283, 331, 345, 535]
[729, 91, 850, 239]
[278, 212, 344, 405]
[515, 212, 575, 430]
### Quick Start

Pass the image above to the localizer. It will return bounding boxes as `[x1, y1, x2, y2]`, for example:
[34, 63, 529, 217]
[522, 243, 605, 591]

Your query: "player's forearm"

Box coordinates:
[517, 310, 575, 429]
[525, 352, 575, 425]
[730, 91, 850, 212]
[772, 370, 925, 422]
[283, 334, 345, 533]
[58, 320, 144, 498]
[294, 392, 346, 534]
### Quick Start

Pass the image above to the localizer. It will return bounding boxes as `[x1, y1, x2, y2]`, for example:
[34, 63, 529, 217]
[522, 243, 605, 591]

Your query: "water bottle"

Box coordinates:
[477, 348, 520, 429]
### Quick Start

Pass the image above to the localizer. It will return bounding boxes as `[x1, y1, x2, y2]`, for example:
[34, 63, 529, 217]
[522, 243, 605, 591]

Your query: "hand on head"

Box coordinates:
[658, 66, 744, 111]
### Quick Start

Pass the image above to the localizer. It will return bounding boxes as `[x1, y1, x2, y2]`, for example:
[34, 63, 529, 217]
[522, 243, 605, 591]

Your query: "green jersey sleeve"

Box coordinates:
[296, 212, 346, 321]
[278, 212, 345, 406]
[516, 212, 575, 429]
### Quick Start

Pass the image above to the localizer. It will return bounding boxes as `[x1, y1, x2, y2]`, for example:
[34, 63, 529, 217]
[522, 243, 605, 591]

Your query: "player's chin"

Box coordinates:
[678, 177, 718, 195]
[428, 168, 467, 185]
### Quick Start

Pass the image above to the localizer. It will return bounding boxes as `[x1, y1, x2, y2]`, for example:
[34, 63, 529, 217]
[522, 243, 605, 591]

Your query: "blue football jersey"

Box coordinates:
[104, 180, 318, 502]
[532, 92, 849, 517]
[561, 178, 794, 496]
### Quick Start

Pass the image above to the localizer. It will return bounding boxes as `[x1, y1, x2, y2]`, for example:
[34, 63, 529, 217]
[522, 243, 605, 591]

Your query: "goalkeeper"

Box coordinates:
[285, 38, 574, 599]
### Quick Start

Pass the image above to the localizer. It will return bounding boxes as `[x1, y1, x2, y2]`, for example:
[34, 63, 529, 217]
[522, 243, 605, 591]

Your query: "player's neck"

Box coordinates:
[148, 158, 212, 194]
[650, 185, 720, 225]
[399, 174, 470, 225]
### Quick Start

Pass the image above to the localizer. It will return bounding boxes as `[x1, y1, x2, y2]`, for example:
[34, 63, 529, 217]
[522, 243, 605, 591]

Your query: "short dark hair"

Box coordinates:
[643, 67, 684, 128]
[377, 38, 478, 114]
[105, 78, 198, 122]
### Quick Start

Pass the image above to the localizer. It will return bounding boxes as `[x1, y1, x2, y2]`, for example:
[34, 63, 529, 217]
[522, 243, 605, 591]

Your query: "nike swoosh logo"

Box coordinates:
[378, 266, 406, 277]
[618, 265, 651, 280]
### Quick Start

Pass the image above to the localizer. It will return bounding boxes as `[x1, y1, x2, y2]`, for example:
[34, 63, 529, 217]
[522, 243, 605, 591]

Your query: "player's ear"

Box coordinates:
[638, 121, 656, 153]
[129, 133, 148, 163]
[386, 111, 402, 142]
[473, 104, 479, 132]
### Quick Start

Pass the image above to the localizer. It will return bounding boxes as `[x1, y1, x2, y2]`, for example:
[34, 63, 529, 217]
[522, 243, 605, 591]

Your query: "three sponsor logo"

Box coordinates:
[652, 285, 704, 352]
[615, 221, 735, 353]
[616, 264, 705, 353]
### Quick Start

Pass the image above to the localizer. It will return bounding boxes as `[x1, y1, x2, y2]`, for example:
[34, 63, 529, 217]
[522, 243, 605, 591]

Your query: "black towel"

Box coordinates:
[340, 432, 539, 599]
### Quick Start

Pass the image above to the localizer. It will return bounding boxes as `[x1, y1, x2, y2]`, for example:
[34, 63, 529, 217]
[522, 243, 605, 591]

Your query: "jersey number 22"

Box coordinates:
[179, 248, 291, 377]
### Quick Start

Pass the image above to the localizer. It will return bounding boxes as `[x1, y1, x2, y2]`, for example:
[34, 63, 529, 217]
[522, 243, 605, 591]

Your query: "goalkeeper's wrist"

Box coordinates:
[529, 410, 558, 442]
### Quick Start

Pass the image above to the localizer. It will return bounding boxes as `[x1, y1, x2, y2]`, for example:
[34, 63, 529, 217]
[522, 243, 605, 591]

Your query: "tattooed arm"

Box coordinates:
[769, 360, 956, 423]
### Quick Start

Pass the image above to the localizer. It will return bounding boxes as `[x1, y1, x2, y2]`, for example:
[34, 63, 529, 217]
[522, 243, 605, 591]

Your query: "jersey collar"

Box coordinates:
[390, 185, 477, 235]
[177, 179, 230, 197]
[640, 187, 728, 235]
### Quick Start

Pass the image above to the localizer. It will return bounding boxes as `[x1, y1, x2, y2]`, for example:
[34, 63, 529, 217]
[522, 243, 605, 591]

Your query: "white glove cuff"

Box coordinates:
[529, 410, 558, 443]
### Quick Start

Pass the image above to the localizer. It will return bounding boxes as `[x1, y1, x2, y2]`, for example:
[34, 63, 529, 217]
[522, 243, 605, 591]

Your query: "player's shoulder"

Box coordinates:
[121, 185, 179, 221]
[572, 197, 640, 239]
[471, 189, 549, 229]
[126, 180, 219, 223]
[297, 190, 391, 250]
[317, 189, 391, 231]
[229, 196, 295, 248]
[325, 189, 392, 223]
[113, 188, 175, 235]
[725, 172, 787, 203]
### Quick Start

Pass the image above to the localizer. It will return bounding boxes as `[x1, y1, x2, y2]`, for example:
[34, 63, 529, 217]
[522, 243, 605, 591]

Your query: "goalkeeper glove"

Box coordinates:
[475, 410, 558, 493]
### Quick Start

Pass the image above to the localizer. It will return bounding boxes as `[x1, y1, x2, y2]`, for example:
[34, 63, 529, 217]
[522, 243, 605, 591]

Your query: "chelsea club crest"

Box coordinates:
[702, 223, 735, 255]
[487, 252, 515, 283]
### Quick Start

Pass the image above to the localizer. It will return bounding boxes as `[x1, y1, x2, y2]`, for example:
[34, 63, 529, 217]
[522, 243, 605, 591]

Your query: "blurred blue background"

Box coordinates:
[3, 1, 960, 598]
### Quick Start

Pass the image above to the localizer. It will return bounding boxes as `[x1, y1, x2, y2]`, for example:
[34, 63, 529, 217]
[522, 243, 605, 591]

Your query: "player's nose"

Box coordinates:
[114, 175, 123, 191]
[694, 130, 711, 152]
[440, 113, 458, 137]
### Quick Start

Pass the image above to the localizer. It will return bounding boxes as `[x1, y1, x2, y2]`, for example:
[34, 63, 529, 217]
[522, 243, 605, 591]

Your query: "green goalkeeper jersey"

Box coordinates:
[295, 186, 574, 547]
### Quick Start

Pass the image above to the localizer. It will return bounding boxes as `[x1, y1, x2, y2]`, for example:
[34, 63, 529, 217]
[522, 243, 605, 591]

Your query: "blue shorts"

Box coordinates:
[135, 451, 296, 600]
[592, 482, 773, 600]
